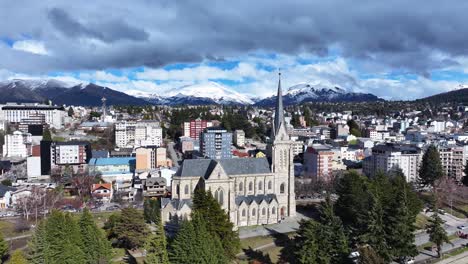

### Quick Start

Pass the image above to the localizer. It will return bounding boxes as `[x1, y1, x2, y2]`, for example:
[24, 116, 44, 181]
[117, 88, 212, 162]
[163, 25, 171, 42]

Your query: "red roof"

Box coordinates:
[92, 183, 112, 192]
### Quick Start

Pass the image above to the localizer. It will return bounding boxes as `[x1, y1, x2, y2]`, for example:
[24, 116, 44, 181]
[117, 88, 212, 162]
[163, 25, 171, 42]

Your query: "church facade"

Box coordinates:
[161, 74, 296, 227]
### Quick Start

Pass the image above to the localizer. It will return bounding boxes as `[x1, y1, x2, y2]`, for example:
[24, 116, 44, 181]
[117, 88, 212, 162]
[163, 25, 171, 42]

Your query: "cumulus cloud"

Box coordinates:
[12, 40, 48, 55]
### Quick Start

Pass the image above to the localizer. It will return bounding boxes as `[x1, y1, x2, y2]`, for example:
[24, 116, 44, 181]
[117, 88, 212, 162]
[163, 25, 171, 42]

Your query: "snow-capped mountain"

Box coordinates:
[139, 82, 255, 105]
[0, 79, 148, 106]
[255, 83, 381, 106]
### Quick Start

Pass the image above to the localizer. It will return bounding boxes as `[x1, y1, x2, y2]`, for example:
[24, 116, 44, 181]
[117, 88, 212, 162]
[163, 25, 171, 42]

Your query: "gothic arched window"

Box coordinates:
[272, 207, 276, 214]
[242, 209, 246, 217]
[268, 180, 272, 190]
[280, 183, 285, 194]
[249, 181, 253, 191]
[258, 181, 263, 191]
[184, 185, 189, 195]
[219, 189, 224, 206]
[239, 182, 243, 192]
[252, 208, 256, 216]
[262, 208, 266, 216]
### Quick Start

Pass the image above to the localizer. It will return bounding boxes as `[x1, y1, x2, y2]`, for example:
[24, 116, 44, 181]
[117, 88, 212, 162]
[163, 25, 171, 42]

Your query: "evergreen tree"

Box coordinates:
[42, 129, 52, 141]
[358, 246, 385, 264]
[144, 217, 169, 264]
[293, 220, 329, 264]
[169, 216, 226, 264]
[144, 199, 161, 224]
[79, 208, 112, 264]
[8, 250, 28, 264]
[426, 210, 451, 258]
[383, 176, 418, 263]
[317, 197, 350, 263]
[113, 207, 149, 249]
[462, 164, 468, 187]
[0, 232, 8, 261]
[43, 210, 86, 264]
[347, 120, 361, 137]
[192, 188, 240, 260]
[28, 221, 46, 264]
[103, 212, 121, 239]
[68, 107, 74, 117]
[334, 171, 370, 243]
[419, 145, 444, 186]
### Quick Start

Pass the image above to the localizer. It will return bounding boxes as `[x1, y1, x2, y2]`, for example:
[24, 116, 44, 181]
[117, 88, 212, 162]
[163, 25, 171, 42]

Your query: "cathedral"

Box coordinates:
[161, 73, 296, 227]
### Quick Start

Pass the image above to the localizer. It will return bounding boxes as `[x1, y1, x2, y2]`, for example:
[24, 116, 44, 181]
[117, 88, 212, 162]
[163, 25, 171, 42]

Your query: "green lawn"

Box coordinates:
[415, 213, 430, 230]
[238, 233, 295, 263]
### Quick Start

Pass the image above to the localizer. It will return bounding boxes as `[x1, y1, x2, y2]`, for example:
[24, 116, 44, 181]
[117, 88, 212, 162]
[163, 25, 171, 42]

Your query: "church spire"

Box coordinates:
[273, 71, 285, 137]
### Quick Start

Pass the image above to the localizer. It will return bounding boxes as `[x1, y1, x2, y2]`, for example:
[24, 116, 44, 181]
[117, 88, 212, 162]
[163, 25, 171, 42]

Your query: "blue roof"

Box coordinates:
[89, 157, 135, 166]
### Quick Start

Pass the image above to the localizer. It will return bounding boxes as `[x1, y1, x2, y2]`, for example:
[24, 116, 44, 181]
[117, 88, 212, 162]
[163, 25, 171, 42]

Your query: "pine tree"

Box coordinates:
[192, 188, 240, 260]
[334, 171, 370, 243]
[42, 128, 52, 141]
[144, 208, 169, 264]
[293, 220, 328, 264]
[0, 232, 8, 262]
[144, 199, 161, 224]
[462, 164, 468, 187]
[427, 210, 451, 258]
[317, 197, 350, 263]
[28, 221, 46, 264]
[79, 208, 112, 264]
[114, 207, 149, 249]
[169, 216, 226, 264]
[419, 145, 444, 186]
[43, 210, 86, 264]
[8, 250, 28, 264]
[68, 107, 74, 117]
[358, 246, 385, 264]
[384, 176, 418, 263]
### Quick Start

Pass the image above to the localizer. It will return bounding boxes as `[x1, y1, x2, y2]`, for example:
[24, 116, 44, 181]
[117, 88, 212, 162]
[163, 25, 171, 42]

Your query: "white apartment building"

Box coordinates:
[233, 130, 245, 147]
[115, 121, 162, 148]
[363, 144, 422, 182]
[0, 104, 65, 129]
[2, 131, 32, 158]
[437, 144, 468, 181]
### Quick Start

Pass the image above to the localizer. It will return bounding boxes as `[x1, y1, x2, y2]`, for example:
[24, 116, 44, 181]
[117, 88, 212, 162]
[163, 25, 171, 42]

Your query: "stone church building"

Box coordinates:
[161, 73, 296, 227]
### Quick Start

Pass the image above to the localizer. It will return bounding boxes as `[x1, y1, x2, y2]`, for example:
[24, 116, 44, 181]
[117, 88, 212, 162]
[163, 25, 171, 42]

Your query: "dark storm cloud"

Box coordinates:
[0, 0, 468, 74]
[48, 8, 148, 42]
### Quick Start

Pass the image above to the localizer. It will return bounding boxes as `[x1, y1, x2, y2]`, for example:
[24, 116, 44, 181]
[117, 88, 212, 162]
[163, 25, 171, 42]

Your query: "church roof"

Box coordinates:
[235, 194, 278, 206]
[176, 158, 271, 179]
[161, 198, 193, 210]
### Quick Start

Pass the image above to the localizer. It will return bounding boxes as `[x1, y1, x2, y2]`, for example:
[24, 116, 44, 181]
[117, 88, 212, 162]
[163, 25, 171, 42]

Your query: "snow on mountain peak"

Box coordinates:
[166, 82, 254, 104]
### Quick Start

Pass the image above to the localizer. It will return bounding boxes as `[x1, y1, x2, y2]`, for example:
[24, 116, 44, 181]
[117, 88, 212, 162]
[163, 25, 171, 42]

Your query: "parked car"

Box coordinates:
[457, 225, 467, 230]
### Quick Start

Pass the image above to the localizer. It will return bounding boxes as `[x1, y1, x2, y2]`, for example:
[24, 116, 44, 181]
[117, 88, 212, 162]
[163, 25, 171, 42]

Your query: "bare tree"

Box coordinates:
[71, 174, 95, 203]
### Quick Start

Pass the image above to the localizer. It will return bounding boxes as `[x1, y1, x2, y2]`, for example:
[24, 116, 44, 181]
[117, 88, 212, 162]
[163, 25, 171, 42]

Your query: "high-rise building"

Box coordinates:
[363, 143, 422, 182]
[136, 147, 169, 172]
[233, 130, 245, 147]
[303, 144, 334, 182]
[437, 144, 468, 181]
[183, 119, 213, 140]
[200, 127, 232, 159]
[50, 141, 91, 174]
[0, 104, 65, 129]
[115, 121, 162, 148]
[2, 131, 32, 158]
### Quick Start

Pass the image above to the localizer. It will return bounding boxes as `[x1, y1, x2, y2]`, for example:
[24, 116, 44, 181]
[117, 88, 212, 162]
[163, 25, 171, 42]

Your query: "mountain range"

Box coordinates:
[0, 78, 381, 106]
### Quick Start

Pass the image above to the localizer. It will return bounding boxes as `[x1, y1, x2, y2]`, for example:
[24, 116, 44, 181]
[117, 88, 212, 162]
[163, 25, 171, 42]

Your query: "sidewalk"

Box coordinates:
[435, 250, 468, 264]
[415, 238, 467, 263]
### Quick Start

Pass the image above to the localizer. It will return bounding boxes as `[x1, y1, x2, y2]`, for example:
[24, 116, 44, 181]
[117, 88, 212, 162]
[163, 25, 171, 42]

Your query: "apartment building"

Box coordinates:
[233, 130, 245, 147]
[303, 144, 334, 182]
[437, 144, 468, 181]
[363, 144, 422, 182]
[50, 141, 91, 174]
[0, 104, 65, 129]
[115, 121, 163, 148]
[200, 127, 232, 159]
[136, 147, 169, 172]
[2, 131, 32, 158]
[183, 119, 213, 140]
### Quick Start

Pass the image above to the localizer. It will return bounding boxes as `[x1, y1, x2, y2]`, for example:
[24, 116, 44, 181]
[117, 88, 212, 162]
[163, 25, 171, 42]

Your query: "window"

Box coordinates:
[176, 185, 180, 195]
[272, 207, 276, 214]
[242, 209, 246, 217]
[239, 182, 243, 192]
[258, 181, 263, 191]
[249, 181, 253, 191]
[280, 183, 285, 194]
[262, 208, 266, 216]
[219, 189, 224, 206]
[268, 181, 272, 190]
[184, 185, 189, 195]
[252, 208, 256, 216]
